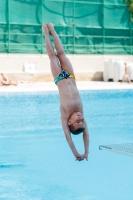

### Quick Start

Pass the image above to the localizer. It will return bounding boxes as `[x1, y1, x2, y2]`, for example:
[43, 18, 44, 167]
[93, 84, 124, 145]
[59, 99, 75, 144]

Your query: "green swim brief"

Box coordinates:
[54, 70, 75, 84]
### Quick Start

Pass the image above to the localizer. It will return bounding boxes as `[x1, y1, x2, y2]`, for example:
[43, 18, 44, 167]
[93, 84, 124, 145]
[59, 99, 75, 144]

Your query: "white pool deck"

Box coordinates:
[0, 81, 133, 93]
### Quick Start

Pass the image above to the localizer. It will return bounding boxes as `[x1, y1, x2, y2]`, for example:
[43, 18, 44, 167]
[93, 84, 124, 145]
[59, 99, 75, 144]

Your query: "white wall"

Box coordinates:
[0, 53, 133, 73]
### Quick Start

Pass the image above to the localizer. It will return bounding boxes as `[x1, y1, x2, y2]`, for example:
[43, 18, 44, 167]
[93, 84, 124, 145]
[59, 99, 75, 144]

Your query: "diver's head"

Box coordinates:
[68, 112, 85, 135]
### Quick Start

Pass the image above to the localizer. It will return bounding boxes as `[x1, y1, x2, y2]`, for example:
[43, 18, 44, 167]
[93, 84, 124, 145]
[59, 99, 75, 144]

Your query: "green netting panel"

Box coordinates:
[60, 36, 74, 45]
[105, 0, 125, 4]
[74, 3, 103, 27]
[105, 38, 130, 46]
[105, 29, 130, 37]
[88, 46, 103, 54]
[74, 46, 89, 54]
[42, 1, 74, 25]
[76, 0, 102, 2]
[0, 44, 8, 53]
[10, 35, 42, 45]
[63, 45, 74, 54]
[0, 24, 8, 34]
[10, 24, 41, 34]
[0, 0, 8, 23]
[104, 5, 130, 28]
[75, 27, 103, 36]
[104, 38, 131, 54]
[75, 37, 103, 45]
[9, 44, 42, 53]
[0, 34, 8, 43]
[54, 26, 73, 35]
[10, 0, 41, 24]
[104, 46, 131, 54]
[0, 0, 133, 54]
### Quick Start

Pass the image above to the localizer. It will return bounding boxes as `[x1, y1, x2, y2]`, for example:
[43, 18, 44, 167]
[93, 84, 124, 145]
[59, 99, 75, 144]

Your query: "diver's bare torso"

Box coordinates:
[57, 78, 83, 119]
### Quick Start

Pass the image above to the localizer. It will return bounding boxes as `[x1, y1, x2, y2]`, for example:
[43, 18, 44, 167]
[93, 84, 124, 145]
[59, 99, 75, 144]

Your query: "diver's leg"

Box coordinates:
[47, 23, 74, 74]
[42, 24, 62, 78]
[127, 77, 131, 83]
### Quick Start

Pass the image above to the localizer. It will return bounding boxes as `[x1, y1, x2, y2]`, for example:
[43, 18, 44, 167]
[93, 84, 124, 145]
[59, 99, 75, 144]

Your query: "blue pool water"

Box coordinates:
[0, 90, 133, 200]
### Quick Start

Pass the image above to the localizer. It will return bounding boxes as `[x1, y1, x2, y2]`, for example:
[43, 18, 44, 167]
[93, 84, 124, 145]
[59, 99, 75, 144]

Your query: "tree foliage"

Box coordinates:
[124, 0, 133, 21]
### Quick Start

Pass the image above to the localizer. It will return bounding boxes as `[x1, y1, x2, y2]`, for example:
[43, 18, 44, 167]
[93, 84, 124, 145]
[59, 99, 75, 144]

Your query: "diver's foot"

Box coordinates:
[42, 24, 49, 35]
[47, 22, 54, 35]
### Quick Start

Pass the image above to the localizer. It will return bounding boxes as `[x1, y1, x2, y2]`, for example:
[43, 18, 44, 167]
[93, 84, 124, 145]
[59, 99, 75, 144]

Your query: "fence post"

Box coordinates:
[73, 0, 75, 54]
[103, 0, 105, 55]
[7, 0, 10, 53]
[41, 0, 43, 54]
[130, 13, 132, 55]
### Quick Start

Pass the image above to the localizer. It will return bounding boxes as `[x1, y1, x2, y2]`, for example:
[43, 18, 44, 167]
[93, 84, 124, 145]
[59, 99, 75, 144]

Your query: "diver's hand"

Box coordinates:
[75, 153, 84, 161]
[82, 152, 88, 161]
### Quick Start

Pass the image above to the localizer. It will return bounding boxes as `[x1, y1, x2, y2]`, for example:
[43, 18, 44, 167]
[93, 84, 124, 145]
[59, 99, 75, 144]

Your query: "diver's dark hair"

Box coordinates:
[69, 124, 85, 135]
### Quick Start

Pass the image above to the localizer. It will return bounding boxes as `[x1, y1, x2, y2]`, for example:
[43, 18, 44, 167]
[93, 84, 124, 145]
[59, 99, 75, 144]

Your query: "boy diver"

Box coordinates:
[43, 23, 89, 161]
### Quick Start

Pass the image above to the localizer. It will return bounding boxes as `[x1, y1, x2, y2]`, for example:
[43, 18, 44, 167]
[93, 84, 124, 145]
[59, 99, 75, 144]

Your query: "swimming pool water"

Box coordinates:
[0, 90, 133, 200]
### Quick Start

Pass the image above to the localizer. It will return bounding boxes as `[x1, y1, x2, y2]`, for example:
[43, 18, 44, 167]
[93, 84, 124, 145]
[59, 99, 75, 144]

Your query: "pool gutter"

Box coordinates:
[0, 81, 133, 93]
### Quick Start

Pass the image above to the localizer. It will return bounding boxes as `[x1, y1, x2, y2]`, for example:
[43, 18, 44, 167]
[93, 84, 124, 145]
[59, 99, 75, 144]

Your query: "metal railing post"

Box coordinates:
[41, 0, 43, 53]
[103, 0, 105, 54]
[130, 13, 132, 55]
[7, 0, 10, 53]
[73, 0, 75, 54]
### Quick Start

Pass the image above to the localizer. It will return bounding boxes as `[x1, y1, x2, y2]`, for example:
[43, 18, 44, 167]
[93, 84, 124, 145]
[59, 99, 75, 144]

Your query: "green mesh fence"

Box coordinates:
[0, 0, 132, 54]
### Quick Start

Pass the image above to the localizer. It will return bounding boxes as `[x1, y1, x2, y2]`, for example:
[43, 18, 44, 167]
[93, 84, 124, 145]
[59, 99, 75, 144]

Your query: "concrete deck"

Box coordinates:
[0, 81, 133, 93]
